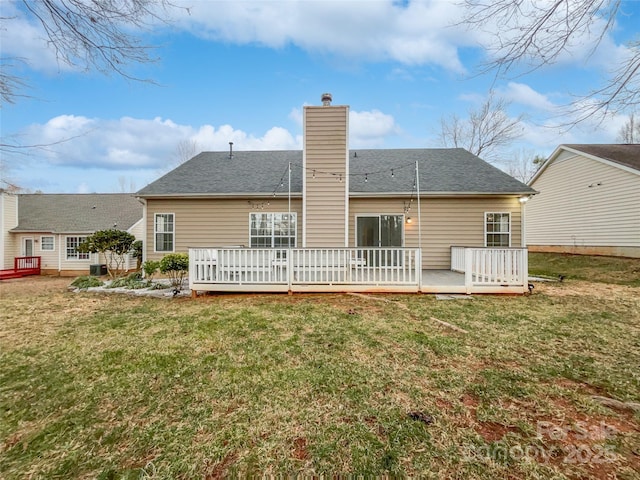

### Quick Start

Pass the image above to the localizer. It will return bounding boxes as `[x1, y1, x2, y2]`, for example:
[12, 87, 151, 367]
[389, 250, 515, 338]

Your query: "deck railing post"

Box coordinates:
[416, 248, 422, 293]
[188, 249, 195, 290]
[464, 248, 473, 294]
[522, 248, 528, 292]
[288, 249, 293, 292]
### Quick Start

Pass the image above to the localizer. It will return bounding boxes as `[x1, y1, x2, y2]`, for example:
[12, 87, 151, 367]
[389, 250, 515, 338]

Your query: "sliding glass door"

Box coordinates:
[356, 215, 403, 266]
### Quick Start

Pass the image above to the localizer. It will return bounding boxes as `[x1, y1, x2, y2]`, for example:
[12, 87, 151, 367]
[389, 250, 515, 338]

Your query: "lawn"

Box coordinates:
[1, 256, 639, 479]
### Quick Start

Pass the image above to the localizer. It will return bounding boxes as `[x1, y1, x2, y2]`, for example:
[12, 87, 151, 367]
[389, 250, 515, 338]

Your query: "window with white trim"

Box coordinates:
[250, 213, 296, 248]
[155, 213, 174, 252]
[485, 212, 511, 247]
[66, 236, 90, 260]
[41, 236, 54, 251]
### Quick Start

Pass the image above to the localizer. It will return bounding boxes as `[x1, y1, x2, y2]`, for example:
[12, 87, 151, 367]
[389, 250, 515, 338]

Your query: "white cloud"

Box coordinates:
[173, 0, 470, 72]
[17, 106, 398, 179]
[21, 115, 301, 170]
[350, 109, 399, 147]
[499, 82, 558, 112]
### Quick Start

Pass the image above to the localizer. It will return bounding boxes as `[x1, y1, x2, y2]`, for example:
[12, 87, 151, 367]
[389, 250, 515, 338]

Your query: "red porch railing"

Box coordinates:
[0, 256, 42, 280]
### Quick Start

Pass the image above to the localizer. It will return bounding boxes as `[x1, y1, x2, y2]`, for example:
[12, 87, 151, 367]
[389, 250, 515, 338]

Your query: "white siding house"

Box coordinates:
[1, 193, 144, 276]
[527, 144, 640, 258]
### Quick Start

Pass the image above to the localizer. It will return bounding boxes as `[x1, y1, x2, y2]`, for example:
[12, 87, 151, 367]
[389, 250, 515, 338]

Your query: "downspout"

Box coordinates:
[57, 234, 62, 274]
[415, 160, 422, 252]
[519, 196, 527, 247]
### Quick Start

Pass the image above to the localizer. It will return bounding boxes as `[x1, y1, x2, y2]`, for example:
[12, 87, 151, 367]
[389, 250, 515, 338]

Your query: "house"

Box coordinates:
[0, 192, 144, 276]
[526, 144, 640, 258]
[137, 94, 536, 294]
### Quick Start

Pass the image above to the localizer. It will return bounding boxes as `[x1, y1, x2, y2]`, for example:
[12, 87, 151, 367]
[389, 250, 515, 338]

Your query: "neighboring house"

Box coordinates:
[137, 95, 536, 294]
[0, 192, 144, 276]
[527, 144, 640, 258]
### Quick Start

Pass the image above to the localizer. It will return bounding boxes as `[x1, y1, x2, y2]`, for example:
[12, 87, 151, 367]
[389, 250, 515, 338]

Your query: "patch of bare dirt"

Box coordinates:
[291, 437, 309, 461]
[204, 451, 238, 480]
[0, 276, 110, 349]
[0, 275, 71, 296]
[535, 280, 640, 301]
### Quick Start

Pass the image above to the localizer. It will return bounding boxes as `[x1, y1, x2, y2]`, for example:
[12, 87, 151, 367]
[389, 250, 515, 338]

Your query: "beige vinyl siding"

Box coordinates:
[38, 234, 60, 272]
[144, 198, 303, 261]
[527, 154, 640, 249]
[303, 105, 348, 247]
[1, 193, 19, 269]
[350, 197, 522, 269]
[9, 232, 98, 274]
[128, 218, 144, 240]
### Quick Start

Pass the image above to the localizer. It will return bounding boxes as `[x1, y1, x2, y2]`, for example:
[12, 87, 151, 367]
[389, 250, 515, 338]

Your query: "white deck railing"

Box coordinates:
[451, 246, 528, 293]
[190, 247, 421, 291]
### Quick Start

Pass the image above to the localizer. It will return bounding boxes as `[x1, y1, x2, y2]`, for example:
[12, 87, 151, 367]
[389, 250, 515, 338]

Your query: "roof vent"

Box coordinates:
[321, 93, 332, 106]
[229, 141, 233, 159]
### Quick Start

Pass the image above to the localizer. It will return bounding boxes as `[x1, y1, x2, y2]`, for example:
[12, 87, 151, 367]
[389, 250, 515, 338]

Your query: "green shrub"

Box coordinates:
[131, 240, 143, 269]
[70, 276, 104, 289]
[107, 272, 146, 289]
[142, 260, 160, 281]
[159, 253, 189, 291]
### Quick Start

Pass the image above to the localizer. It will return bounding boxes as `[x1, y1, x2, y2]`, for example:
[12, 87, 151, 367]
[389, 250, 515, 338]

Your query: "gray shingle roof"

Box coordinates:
[11, 194, 143, 233]
[563, 144, 640, 172]
[137, 148, 535, 196]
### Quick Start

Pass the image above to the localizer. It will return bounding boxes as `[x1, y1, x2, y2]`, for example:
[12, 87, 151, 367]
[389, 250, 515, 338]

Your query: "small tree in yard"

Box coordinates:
[159, 253, 189, 292]
[77, 229, 136, 279]
[142, 260, 160, 282]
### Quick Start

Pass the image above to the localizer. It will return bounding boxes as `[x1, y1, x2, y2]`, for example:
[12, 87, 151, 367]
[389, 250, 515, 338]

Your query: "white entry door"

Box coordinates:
[23, 238, 34, 257]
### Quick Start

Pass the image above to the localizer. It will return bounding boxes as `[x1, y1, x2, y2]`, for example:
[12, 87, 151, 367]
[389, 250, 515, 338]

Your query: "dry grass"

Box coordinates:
[0, 271, 639, 478]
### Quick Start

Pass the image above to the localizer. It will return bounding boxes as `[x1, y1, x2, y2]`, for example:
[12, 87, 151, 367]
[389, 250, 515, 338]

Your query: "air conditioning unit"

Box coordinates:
[90, 264, 107, 276]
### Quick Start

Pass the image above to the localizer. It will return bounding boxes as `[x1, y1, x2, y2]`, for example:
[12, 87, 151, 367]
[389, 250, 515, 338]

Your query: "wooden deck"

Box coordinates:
[189, 247, 529, 295]
[0, 256, 41, 280]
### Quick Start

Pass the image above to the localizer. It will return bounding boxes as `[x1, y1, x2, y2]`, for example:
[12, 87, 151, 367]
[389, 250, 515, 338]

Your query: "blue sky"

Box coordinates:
[1, 0, 639, 193]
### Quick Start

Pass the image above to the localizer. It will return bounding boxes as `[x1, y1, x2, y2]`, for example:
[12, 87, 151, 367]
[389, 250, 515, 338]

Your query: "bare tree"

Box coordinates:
[154, 138, 201, 177]
[0, 58, 29, 106]
[1, 0, 180, 107]
[173, 138, 200, 167]
[504, 148, 546, 183]
[438, 92, 524, 162]
[616, 113, 640, 143]
[462, 0, 640, 121]
[116, 175, 137, 193]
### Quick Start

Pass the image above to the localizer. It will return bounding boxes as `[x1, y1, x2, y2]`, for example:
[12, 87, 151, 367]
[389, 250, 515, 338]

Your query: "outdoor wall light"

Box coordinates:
[406, 217, 413, 224]
[519, 196, 530, 203]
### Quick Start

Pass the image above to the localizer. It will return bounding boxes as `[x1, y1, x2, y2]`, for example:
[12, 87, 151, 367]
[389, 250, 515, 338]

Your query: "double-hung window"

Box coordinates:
[66, 236, 90, 260]
[250, 213, 296, 248]
[485, 212, 511, 247]
[155, 213, 174, 252]
[41, 236, 55, 251]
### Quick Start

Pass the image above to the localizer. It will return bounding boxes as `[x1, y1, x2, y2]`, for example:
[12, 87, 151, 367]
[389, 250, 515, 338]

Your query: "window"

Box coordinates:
[485, 212, 511, 247]
[41, 236, 54, 251]
[250, 213, 296, 248]
[66, 236, 90, 260]
[155, 213, 174, 252]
